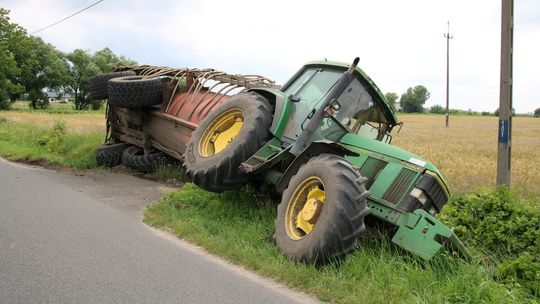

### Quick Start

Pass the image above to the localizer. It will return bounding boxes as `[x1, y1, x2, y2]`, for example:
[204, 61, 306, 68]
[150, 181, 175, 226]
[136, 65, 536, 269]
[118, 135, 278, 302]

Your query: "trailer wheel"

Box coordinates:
[96, 142, 129, 167]
[89, 71, 136, 100]
[121, 146, 169, 173]
[275, 154, 370, 264]
[107, 76, 163, 108]
[184, 92, 272, 192]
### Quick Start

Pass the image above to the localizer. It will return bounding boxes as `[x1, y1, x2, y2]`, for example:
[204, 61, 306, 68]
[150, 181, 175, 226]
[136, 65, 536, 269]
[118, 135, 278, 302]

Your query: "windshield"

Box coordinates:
[281, 68, 343, 140]
[318, 77, 392, 142]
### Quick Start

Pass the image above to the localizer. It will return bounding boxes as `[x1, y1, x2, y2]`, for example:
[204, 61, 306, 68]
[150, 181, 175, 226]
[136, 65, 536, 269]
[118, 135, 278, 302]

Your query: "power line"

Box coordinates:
[30, 0, 105, 35]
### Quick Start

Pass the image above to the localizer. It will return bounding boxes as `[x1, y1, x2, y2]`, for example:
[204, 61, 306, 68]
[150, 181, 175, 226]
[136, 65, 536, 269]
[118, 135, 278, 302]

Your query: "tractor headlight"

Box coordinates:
[410, 187, 429, 206]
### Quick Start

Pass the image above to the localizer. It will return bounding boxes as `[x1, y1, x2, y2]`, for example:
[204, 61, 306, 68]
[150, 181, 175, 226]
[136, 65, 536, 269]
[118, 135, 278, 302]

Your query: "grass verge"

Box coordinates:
[0, 116, 102, 168]
[144, 184, 534, 304]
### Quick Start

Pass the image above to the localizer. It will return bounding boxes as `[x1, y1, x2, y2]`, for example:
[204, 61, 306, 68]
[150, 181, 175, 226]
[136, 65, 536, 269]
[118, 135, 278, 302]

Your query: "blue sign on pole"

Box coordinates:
[499, 120, 509, 143]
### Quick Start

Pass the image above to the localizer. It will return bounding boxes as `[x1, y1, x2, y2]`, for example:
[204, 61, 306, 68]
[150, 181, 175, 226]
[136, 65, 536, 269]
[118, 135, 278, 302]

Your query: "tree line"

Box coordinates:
[386, 85, 540, 117]
[384, 85, 431, 113]
[0, 8, 136, 110]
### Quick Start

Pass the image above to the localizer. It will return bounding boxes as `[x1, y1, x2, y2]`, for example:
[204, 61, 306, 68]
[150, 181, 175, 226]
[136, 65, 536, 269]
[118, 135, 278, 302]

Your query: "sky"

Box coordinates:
[1, 0, 539, 113]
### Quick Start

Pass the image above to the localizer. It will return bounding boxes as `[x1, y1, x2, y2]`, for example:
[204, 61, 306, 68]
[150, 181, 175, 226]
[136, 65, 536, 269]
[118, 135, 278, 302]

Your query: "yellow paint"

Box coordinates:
[198, 109, 244, 157]
[285, 176, 326, 240]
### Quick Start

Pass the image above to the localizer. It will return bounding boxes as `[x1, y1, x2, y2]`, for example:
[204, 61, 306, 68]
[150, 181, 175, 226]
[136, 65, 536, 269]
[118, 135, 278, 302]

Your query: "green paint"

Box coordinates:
[391, 209, 473, 262]
[305, 59, 399, 126]
[239, 60, 463, 261]
[368, 162, 403, 200]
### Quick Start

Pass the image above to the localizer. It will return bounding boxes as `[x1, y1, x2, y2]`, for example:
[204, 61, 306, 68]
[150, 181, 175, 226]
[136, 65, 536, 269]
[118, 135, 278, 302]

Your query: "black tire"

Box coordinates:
[107, 76, 163, 108]
[121, 145, 168, 173]
[275, 154, 370, 264]
[89, 71, 136, 100]
[184, 92, 272, 192]
[96, 142, 129, 167]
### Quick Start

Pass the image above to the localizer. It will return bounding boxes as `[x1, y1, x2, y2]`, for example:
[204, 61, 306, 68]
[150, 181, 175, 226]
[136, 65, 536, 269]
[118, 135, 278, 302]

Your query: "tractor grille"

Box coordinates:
[382, 168, 417, 204]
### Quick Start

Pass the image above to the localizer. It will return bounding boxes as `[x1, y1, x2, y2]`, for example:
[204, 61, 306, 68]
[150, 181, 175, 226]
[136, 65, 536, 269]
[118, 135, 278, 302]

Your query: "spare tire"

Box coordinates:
[121, 145, 169, 173]
[107, 76, 163, 108]
[184, 92, 272, 192]
[96, 142, 129, 167]
[89, 71, 136, 100]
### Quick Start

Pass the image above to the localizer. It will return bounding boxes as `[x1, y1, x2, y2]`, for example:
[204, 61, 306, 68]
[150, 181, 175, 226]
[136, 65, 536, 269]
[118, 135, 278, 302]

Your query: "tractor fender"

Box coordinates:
[248, 88, 285, 135]
[275, 140, 359, 194]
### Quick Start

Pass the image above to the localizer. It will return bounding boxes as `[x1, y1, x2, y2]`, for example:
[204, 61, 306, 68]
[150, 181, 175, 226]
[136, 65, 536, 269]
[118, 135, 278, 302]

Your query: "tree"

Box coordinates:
[0, 8, 24, 109]
[65, 48, 137, 110]
[385, 92, 398, 110]
[93, 47, 136, 73]
[65, 49, 100, 110]
[2, 9, 69, 109]
[429, 104, 445, 114]
[534, 108, 540, 117]
[400, 85, 430, 113]
[11, 36, 69, 108]
[494, 107, 515, 116]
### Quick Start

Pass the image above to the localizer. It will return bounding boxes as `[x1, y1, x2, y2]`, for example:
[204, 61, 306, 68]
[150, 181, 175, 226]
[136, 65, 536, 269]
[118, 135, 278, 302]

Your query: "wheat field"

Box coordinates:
[0, 112, 106, 134]
[392, 115, 540, 203]
[1, 111, 538, 202]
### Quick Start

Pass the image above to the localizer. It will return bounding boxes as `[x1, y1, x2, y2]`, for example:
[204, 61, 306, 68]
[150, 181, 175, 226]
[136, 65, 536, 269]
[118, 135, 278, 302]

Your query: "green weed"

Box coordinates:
[0, 117, 102, 168]
[144, 184, 535, 304]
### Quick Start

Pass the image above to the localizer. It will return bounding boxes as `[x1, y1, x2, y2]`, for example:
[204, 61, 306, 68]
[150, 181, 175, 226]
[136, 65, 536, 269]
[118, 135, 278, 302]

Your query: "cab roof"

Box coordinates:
[303, 59, 399, 126]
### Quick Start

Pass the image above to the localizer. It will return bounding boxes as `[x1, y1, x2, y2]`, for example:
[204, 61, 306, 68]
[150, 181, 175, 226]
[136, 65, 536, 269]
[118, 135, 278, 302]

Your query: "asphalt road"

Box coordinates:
[0, 158, 317, 304]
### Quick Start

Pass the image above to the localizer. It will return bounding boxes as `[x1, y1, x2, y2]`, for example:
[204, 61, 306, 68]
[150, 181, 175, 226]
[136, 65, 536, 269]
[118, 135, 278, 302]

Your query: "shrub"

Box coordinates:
[429, 104, 445, 114]
[535, 108, 540, 117]
[440, 188, 540, 296]
[37, 120, 67, 152]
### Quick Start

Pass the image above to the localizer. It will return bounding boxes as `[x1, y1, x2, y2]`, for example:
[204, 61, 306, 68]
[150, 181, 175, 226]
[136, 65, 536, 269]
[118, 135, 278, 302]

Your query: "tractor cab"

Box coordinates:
[280, 61, 398, 144]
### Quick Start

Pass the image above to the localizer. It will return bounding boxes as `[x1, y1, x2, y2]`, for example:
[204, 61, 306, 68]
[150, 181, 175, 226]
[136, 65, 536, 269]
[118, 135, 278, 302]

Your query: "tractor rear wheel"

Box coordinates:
[275, 154, 370, 264]
[184, 92, 272, 193]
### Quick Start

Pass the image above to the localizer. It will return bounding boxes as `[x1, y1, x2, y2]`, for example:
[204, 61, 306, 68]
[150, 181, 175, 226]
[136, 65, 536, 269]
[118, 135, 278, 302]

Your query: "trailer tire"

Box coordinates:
[96, 142, 129, 167]
[89, 71, 136, 100]
[184, 92, 272, 192]
[275, 154, 370, 264]
[121, 146, 170, 173]
[107, 76, 163, 108]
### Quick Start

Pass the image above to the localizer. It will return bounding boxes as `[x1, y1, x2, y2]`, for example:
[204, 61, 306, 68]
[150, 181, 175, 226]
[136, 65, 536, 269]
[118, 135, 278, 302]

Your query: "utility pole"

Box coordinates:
[497, 0, 513, 187]
[444, 22, 453, 128]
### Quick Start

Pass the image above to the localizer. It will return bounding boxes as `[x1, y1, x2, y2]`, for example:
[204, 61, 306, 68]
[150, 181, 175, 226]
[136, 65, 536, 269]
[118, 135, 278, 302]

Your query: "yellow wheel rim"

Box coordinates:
[198, 108, 244, 157]
[285, 176, 325, 240]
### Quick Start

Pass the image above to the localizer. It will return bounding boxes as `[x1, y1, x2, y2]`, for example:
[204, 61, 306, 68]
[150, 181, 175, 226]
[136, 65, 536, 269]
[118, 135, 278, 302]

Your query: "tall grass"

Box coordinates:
[144, 184, 534, 304]
[0, 116, 102, 168]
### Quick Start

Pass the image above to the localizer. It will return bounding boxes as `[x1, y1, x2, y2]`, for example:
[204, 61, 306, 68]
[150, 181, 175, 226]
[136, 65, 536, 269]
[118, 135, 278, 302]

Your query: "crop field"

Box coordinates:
[393, 115, 540, 203]
[0, 111, 105, 134]
[1, 111, 538, 202]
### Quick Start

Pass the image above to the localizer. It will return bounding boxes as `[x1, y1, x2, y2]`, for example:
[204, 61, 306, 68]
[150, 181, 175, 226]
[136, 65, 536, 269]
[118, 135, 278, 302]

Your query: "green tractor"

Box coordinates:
[184, 57, 472, 264]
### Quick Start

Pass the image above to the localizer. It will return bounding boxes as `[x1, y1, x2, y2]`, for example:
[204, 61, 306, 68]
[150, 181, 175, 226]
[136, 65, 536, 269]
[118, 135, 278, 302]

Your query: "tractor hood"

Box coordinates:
[339, 133, 442, 176]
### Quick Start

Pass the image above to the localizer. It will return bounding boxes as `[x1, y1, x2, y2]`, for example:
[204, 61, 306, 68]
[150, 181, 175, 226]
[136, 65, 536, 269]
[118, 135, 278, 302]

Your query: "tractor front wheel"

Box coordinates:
[275, 154, 370, 264]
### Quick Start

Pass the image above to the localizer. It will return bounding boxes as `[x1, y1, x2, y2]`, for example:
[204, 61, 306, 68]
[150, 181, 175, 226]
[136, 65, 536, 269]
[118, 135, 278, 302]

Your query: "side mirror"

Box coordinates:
[325, 99, 341, 115]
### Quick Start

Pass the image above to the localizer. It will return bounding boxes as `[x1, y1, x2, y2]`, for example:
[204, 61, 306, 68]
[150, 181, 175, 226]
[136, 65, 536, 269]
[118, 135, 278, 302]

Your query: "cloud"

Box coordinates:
[3, 0, 539, 112]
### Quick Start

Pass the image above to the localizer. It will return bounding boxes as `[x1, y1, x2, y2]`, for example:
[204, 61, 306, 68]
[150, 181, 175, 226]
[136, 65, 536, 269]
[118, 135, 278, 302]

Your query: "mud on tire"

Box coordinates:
[183, 92, 273, 193]
[89, 71, 136, 100]
[275, 154, 371, 264]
